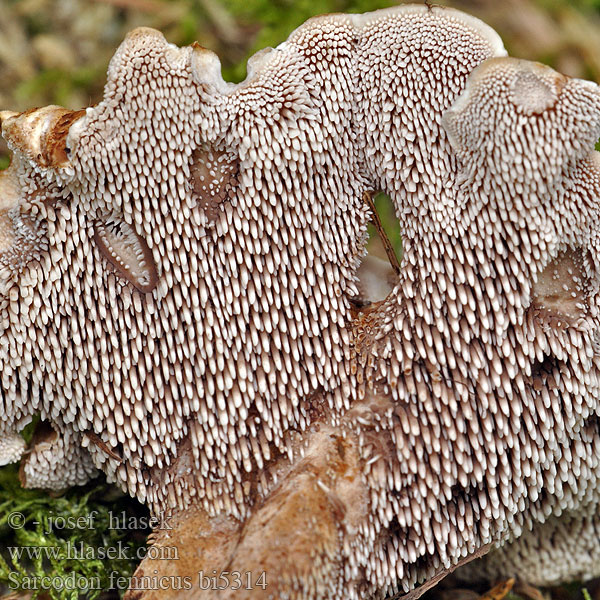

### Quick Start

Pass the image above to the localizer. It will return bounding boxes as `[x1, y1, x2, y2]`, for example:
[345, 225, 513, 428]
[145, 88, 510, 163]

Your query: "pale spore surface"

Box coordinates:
[0, 5, 599, 599]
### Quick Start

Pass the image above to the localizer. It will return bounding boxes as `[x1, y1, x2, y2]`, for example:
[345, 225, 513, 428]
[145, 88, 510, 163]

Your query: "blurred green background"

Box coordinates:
[0, 0, 600, 598]
[1, 0, 600, 128]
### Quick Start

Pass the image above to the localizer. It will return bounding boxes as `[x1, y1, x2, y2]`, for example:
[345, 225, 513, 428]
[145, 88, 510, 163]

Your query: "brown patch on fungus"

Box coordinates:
[531, 247, 590, 324]
[0, 106, 85, 169]
[190, 146, 239, 222]
[93, 218, 158, 293]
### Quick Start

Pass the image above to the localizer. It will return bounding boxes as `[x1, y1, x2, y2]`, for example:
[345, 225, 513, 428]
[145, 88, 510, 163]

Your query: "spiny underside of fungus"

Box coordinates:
[1, 4, 600, 599]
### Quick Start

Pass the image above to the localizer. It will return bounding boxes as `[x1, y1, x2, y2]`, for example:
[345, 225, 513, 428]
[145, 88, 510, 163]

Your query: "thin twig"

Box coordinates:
[84, 431, 124, 463]
[363, 191, 402, 275]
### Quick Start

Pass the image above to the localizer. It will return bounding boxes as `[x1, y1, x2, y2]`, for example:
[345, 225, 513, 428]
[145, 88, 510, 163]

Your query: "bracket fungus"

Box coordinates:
[1, 4, 600, 599]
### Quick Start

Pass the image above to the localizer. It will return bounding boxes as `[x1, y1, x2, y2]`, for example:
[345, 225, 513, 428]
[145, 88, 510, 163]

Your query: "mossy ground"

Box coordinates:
[0, 465, 148, 599]
[0, 419, 148, 599]
[0, 0, 599, 598]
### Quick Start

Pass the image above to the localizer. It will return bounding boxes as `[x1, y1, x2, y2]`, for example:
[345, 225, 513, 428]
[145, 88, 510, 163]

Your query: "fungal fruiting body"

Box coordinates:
[0, 430, 26, 466]
[19, 424, 98, 490]
[1, 5, 600, 599]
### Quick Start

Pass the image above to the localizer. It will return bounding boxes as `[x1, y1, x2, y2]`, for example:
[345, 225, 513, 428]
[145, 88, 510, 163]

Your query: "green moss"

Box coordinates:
[374, 192, 402, 261]
[0, 463, 148, 599]
[14, 66, 104, 109]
